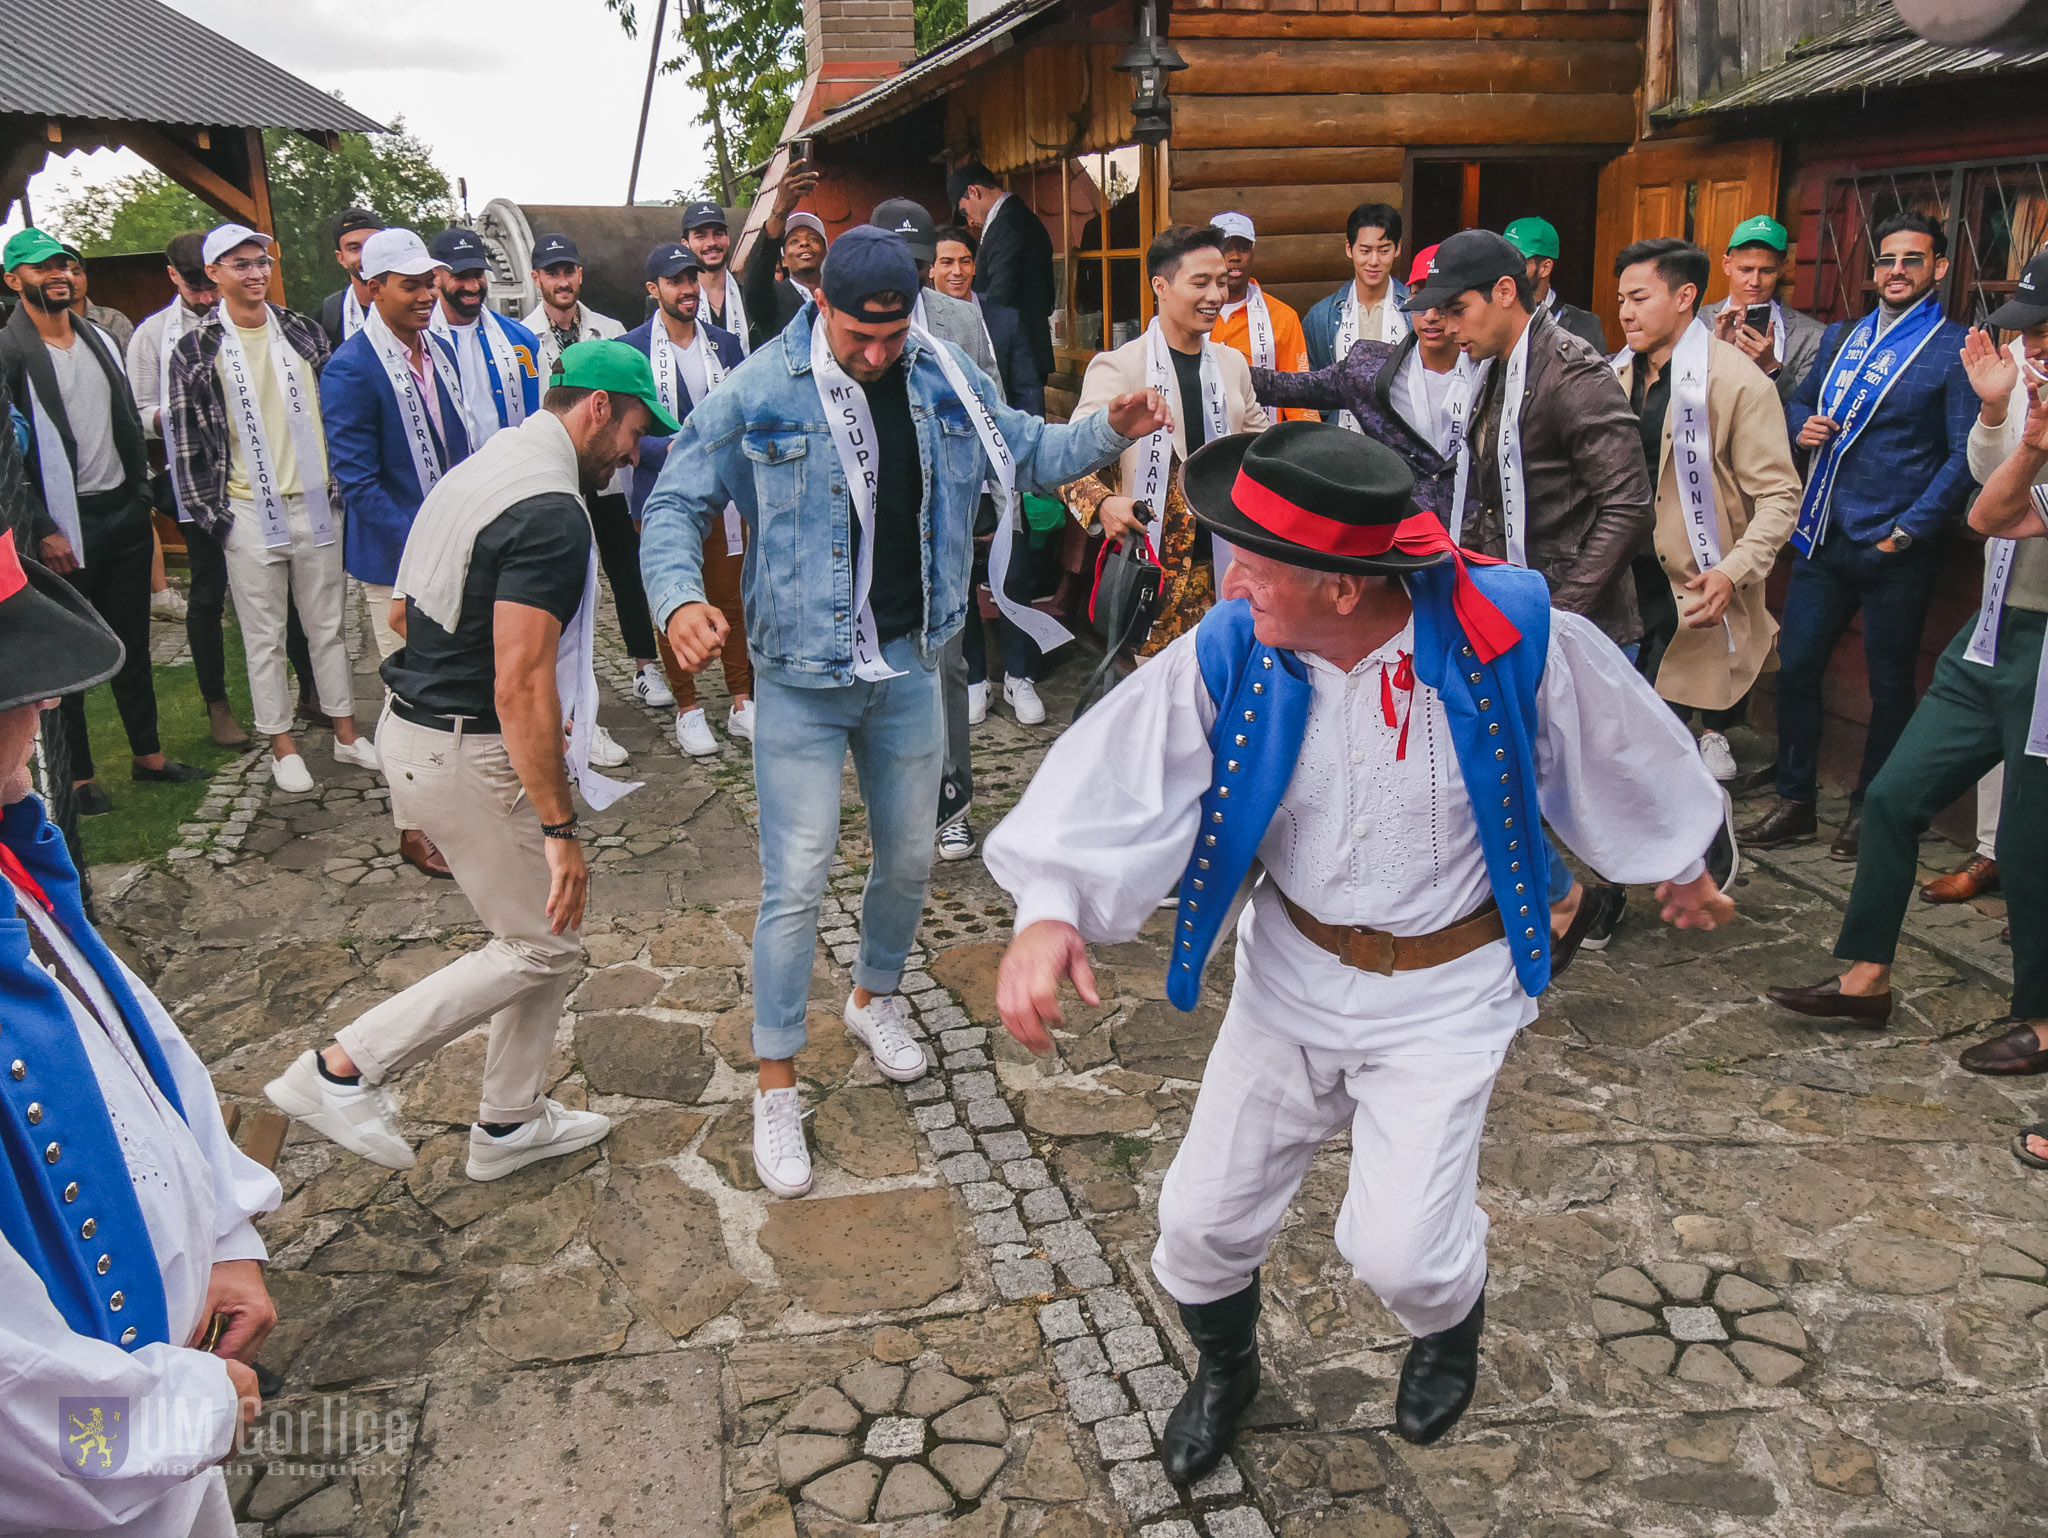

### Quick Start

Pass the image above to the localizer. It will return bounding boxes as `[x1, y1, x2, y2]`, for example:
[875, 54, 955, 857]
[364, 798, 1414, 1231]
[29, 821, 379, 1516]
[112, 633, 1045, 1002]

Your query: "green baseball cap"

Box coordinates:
[1503, 217, 1560, 260]
[551, 339, 683, 433]
[4, 227, 70, 271]
[1726, 215, 1789, 253]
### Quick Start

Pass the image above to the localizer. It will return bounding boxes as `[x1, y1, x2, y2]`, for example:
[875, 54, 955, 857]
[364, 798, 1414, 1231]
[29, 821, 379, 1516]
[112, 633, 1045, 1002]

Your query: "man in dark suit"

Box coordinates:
[949, 161, 1056, 386]
[1503, 217, 1607, 354]
[317, 207, 383, 350]
[932, 227, 1044, 417]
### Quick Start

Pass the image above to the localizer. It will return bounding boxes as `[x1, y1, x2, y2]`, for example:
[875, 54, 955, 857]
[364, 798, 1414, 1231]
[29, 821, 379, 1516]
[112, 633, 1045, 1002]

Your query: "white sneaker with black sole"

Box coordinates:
[844, 990, 929, 1081]
[1698, 730, 1739, 782]
[635, 664, 675, 708]
[676, 707, 718, 756]
[937, 819, 977, 862]
[465, 1098, 611, 1180]
[753, 1086, 813, 1196]
[264, 1050, 414, 1169]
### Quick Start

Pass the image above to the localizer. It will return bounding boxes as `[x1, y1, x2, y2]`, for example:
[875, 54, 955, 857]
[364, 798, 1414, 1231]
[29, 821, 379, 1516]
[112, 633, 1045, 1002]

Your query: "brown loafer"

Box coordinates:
[1829, 812, 1861, 862]
[1765, 976, 1893, 1025]
[1959, 1020, 2048, 1076]
[400, 828, 455, 880]
[1922, 855, 1999, 903]
[1736, 798, 1816, 848]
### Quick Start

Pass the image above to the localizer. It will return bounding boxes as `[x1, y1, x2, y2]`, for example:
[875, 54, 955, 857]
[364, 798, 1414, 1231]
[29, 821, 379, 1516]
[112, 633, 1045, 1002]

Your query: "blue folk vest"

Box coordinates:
[2, 796, 187, 1351]
[1168, 562, 1555, 1010]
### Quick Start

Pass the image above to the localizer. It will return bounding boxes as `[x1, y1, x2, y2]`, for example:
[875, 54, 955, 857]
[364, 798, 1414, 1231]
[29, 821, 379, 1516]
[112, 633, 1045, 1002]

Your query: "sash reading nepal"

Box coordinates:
[1, 798, 187, 1352]
[1137, 319, 1230, 553]
[157, 301, 193, 521]
[1791, 291, 1945, 554]
[365, 306, 463, 498]
[651, 319, 743, 555]
[217, 311, 337, 550]
[1965, 481, 2048, 758]
[1407, 346, 1483, 545]
[1333, 281, 1409, 433]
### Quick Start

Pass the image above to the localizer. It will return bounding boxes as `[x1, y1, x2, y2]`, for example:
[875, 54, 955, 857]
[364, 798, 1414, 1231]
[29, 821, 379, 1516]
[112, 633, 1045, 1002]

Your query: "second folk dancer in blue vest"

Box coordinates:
[986, 422, 1734, 1477]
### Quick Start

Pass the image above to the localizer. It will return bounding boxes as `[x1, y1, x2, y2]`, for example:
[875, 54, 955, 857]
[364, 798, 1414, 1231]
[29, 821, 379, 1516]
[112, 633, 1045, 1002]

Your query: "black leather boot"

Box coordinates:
[1395, 1290, 1484, 1446]
[1161, 1277, 1262, 1482]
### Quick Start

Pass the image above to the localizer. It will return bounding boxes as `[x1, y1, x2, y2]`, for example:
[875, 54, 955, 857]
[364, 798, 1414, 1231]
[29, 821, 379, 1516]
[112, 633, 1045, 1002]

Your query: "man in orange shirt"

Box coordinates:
[1209, 213, 1314, 421]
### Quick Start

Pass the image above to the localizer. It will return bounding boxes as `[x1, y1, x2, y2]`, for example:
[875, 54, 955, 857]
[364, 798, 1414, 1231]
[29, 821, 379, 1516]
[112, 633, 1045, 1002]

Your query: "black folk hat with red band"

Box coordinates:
[1182, 419, 1451, 576]
[0, 536, 125, 713]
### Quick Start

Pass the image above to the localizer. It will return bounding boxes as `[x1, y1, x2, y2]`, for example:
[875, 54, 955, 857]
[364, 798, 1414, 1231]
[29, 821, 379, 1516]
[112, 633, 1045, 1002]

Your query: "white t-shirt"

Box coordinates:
[47, 333, 126, 494]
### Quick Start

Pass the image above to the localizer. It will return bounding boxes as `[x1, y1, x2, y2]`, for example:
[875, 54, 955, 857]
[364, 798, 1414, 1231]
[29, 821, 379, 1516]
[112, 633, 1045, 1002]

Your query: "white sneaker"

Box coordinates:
[588, 724, 631, 768]
[333, 736, 381, 772]
[727, 699, 755, 742]
[752, 1087, 813, 1197]
[938, 819, 977, 862]
[1699, 730, 1739, 782]
[150, 586, 188, 621]
[271, 753, 315, 793]
[264, 1050, 414, 1169]
[844, 990, 929, 1082]
[675, 708, 718, 756]
[967, 680, 990, 726]
[466, 1098, 611, 1181]
[634, 664, 675, 708]
[1004, 677, 1047, 725]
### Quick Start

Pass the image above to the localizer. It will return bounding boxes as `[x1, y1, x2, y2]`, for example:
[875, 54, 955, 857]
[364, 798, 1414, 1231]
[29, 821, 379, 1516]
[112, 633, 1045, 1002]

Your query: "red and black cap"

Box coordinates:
[0, 537, 124, 713]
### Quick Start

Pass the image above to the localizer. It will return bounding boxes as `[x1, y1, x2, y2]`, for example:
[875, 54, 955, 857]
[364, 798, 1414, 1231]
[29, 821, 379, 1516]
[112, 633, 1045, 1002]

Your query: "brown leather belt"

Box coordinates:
[1279, 891, 1506, 976]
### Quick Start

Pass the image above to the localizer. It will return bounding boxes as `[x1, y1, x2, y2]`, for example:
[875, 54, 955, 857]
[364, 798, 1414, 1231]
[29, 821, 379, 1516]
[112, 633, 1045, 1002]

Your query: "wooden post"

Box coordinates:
[242, 126, 284, 304]
[1460, 161, 1481, 231]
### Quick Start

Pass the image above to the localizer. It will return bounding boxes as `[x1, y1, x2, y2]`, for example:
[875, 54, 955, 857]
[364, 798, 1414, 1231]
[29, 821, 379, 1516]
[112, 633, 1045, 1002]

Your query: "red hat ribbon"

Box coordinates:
[1229, 469, 1523, 663]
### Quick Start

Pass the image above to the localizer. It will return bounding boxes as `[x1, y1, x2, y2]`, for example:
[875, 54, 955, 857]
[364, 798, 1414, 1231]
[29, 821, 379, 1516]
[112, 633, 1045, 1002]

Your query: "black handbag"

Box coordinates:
[1071, 506, 1164, 721]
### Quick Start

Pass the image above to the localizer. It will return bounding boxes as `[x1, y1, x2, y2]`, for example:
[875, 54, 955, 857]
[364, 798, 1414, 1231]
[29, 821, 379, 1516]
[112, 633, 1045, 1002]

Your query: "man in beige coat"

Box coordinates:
[1063, 224, 1268, 655]
[1613, 238, 1802, 782]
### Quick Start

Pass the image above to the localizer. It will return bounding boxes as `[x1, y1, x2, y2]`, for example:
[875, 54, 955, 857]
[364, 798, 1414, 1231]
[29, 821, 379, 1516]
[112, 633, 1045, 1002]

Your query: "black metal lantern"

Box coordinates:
[1115, 2, 1187, 147]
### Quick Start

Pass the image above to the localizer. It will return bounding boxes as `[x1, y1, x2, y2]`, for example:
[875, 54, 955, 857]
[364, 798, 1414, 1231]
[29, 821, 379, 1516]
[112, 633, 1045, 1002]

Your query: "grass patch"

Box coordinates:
[80, 618, 254, 867]
[1107, 1134, 1152, 1179]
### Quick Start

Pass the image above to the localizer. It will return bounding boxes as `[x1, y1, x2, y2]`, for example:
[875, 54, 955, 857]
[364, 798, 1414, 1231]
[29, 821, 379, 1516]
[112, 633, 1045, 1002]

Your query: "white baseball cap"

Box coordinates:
[1211, 212, 1256, 244]
[358, 227, 447, 280]
[202, 223, 268, 266]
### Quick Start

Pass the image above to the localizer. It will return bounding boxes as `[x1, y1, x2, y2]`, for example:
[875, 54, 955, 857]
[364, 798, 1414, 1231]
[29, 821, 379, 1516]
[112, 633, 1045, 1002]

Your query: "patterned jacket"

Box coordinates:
[165, 304, 332, 540]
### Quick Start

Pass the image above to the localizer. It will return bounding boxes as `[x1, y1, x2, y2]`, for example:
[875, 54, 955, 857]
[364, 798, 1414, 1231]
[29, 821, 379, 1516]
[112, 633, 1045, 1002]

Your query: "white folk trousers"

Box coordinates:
[1152, 1000, 1504, 1338]
[220, 494, 353, 736]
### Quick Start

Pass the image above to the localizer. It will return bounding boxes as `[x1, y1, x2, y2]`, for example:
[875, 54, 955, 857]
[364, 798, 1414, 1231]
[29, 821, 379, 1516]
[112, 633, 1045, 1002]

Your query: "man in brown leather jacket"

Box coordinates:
[1411, 229, 1655, 647]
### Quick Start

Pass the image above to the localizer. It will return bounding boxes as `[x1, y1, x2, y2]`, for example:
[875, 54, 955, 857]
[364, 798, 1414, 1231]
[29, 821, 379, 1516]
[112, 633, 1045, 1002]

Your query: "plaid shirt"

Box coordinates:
[165, 304, 332, 540]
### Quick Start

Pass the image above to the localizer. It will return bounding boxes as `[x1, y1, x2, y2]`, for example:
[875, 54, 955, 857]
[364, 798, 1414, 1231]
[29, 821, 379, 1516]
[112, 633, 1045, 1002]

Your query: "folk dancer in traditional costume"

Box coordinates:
[986, 421, 1733, 1476]
[1, 535, 280, 1535]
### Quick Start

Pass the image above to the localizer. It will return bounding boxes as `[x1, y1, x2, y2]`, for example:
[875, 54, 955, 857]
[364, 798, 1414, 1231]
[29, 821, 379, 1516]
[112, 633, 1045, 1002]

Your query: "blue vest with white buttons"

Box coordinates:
[2, 795, 186, 1351]
[1168, 561, 1556, 1009]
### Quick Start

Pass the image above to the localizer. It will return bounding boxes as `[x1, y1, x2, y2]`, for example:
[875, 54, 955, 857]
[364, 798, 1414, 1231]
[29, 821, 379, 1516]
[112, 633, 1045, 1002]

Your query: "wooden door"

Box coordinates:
[1593, 137, 1780, 341]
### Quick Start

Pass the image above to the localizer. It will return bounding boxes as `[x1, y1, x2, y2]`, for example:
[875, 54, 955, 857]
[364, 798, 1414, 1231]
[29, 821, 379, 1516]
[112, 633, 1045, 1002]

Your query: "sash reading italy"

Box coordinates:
[1964, 483, 2048, 758]
[1136, 319, 1229, 555]
[1333, 281, 1408, 433]
[157, 301, 193, 521]
[1494, 315, 1535, 567]
[217, 311, 338, 550]
[431, 310, 529, 442]
[651, 320, 742, 554]
[365, 306, 465, 499]
[1791, 292, 1945, 554]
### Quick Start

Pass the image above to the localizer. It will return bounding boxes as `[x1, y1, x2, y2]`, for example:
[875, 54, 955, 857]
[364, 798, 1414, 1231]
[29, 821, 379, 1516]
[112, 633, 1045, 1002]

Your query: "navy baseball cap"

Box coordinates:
[681, 201, 728, 233]
[646, 241, 703, 281]
[533, 233, 580, 268]
[430, 228, 489, 274]
[821, 225, 920, 321]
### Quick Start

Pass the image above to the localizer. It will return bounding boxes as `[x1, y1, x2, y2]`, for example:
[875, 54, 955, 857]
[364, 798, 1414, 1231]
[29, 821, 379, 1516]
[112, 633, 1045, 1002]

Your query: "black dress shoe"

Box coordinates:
[1396, 1290, 1484, 1446]
[1765, 976, 1892, 1024]
[75, 782, 114, 817]
[1829, 811, 1861, 862]
[1735, 798, 1816, 848]
[1161, 1277, 1262, 1483]
[131, 759, 208, 784]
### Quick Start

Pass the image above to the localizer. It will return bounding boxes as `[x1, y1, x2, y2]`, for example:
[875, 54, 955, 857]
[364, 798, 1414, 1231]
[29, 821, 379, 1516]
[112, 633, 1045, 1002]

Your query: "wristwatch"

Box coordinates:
[1887, 527, 1915, 552]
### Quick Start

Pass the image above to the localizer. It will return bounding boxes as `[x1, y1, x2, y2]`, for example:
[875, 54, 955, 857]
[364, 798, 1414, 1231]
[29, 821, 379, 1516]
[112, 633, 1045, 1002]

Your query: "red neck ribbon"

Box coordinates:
[1230, 470, 1523, 663]
[1380, 651, 1416, 760]
[0, 845, 53, 913]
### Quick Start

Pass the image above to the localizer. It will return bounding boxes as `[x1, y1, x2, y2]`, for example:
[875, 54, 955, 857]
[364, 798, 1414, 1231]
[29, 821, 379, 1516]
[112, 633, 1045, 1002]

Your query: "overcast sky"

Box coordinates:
[8, 0, 715, 238]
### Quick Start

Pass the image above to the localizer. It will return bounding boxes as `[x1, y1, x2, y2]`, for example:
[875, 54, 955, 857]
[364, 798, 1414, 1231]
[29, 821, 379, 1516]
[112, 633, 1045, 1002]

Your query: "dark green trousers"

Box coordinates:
[1837, 606, 2048, 1016]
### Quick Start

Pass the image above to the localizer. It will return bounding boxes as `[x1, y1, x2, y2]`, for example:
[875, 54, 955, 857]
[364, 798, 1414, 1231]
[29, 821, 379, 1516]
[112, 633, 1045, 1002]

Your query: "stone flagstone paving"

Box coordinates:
[88, 593, 2048, 1537]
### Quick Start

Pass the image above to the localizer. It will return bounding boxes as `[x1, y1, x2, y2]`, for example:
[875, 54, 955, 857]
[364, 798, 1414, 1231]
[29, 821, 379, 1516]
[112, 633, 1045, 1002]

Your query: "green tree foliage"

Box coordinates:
[48, 118, 455, 310]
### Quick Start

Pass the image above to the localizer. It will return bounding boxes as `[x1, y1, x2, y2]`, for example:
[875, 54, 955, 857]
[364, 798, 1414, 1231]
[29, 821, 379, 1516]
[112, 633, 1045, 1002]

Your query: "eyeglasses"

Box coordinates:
[222, 256, 274, 275]
[1873, 252, 1929, 271]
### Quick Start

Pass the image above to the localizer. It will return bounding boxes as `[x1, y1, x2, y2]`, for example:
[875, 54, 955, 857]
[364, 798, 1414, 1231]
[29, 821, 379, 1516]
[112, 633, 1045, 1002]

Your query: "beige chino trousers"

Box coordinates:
[334, 709, 582, 1123]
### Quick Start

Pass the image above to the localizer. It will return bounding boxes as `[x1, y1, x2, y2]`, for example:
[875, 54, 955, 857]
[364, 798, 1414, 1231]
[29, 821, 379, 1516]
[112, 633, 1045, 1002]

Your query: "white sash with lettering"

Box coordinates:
[216, 309, 337, 550]
[1495, 318, 1534, 567]
[718, 274, 749, 357]
[1965, 484, 2048, 757]
[1408, 349, 1484, 546]
[651, 320, 743, 556]
[1333, 282, 1407, 433]
[28, 389, 81, 560]
[812, 318, 907, 682]
[1136, 320, 1228, 554]
[431, 309, 527, 437]
[156, 300, 193, 522]
[1664, 318, 1734, 652]
[1228, 283, 1277, 370]
[364, 307, 461, 497]
[342, 286, 365, 341]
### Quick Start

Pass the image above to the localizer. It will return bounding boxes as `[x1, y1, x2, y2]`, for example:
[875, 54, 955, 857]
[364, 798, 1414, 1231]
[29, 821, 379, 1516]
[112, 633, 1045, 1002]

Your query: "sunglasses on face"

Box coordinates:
[1874, 252, 1929, 271]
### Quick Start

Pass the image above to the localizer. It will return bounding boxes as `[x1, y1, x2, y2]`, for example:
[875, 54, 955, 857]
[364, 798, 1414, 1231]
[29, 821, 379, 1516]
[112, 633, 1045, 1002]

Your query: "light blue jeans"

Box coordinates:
[751, 635, 945, 1060]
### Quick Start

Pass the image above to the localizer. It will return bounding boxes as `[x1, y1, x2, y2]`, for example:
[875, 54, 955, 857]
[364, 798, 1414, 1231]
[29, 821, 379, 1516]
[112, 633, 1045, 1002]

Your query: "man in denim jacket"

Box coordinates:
[641, 227, 1165, 1197]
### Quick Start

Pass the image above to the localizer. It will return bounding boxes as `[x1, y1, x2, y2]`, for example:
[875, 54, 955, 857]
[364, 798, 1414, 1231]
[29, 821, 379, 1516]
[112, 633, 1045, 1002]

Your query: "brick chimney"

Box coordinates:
[795, 0, 918, 124]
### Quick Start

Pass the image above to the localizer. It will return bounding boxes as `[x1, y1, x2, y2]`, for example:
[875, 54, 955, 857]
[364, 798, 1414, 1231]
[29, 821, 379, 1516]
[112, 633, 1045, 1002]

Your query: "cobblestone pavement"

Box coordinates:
[92, 596, 2048, 1538]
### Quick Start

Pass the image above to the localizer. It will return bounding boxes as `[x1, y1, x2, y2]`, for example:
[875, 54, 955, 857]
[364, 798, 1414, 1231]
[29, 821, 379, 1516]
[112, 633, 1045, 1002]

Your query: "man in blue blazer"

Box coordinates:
[622, 242, 748, 757]
[1739, 210, 1979, 859]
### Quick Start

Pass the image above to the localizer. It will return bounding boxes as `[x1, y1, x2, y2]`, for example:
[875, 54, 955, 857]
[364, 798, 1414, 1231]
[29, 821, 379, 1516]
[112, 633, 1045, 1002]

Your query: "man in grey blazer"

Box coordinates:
[1700, 215, 1824, 402]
